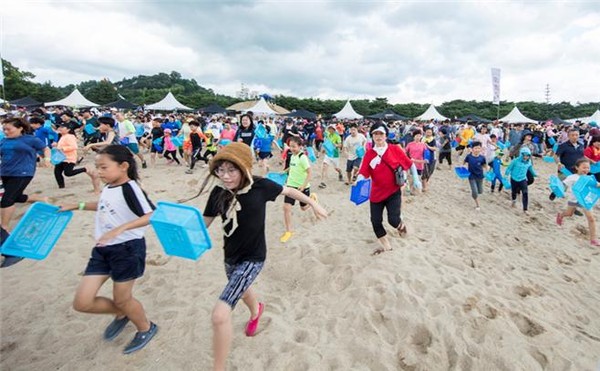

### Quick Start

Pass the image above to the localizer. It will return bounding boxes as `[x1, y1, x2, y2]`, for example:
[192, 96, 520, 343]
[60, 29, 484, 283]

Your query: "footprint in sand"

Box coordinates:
[146, 254, 170, 266]
[509, 312, 545, 337]
[411, 325, 433, 354]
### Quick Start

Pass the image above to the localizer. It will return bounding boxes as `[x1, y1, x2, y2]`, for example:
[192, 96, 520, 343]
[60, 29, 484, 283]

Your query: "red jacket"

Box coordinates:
[358, 144, 413, 203]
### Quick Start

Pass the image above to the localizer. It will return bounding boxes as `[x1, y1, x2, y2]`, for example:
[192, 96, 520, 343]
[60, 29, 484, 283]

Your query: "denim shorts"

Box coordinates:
[84, 238, 146, 282]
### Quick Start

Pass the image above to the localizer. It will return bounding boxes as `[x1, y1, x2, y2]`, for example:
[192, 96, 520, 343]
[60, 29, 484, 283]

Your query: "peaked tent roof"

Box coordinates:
[414, 104, 448, 121]
[243, 97, 278, 115]
[457, 114, 491, 123]
[227, 99, 289, 115]
[200, 103, 227, 114]
[333, 100, 363, 119]
[499, 106, 537, 124]
[546, 117, 571, 126]
[10, 96, 42, 107]
[105, 98, 138, 110]
[45, 89, 99, 108]
[588, 110, 600, 123]
[145, 92, 193, 111]
[367, 108, 408, 121]
[283, 108, 317, 120]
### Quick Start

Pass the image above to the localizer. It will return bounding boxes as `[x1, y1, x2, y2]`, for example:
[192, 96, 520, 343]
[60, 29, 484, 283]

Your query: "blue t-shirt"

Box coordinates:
[464, 154, 486, 179]
[34, 126, 54, 147]
[259, 135, 274, 153]
[0, 135, 46, 177]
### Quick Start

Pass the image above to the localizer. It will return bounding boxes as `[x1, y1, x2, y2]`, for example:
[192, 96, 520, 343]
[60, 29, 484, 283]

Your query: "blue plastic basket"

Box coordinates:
[255, 125, 267, 139]
[484, 170, 495, 183]
[149, 201, 212, 260]
[591, 162, 600, 174]
[548, 137, 556, 145]
[572, 175, 600, 210]
[502, 178, 512, 190]
[454, 167, 471, 179]
[552, 143, 559, 153]
[220, 139, 231, 146]
[306, 147, 317, 163]
[543, 156, 555, 163]
[323, 140, 336, 157]
[84, 123, 96, 135]
[356, 146, 366, 158]
[266, 172, 288, 186]
[50, 148, 66, 165]
[549, 175, 565, 198]
[0, 203, 73, 260]
[350, 179, 371, 205]
[560, 167, 573, 176]
[171, 136, 183, 147]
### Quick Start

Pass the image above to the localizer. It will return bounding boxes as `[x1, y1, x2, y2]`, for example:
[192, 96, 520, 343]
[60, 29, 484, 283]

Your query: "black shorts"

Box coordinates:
[0, 176, 33, 208]
[258, 151, 272, 160]
[346, 158, 362, 172]
[456, 145, 466, 151]
[84, 238, 146, 282]
[284, 187, 310, 207]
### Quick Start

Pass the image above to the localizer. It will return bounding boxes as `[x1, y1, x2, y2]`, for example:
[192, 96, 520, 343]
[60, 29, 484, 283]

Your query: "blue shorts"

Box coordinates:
[258, 151, 272, 160]
[84, 238, 146, 282]
[219, 261, 264, 308]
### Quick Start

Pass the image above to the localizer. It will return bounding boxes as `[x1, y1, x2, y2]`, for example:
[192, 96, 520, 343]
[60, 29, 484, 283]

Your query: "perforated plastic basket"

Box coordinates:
[50, 148, 66, 165]
[454, 167, 471, 179]
[149, 202, 212, 260]
[350, 179, 371, 205]
[266, 172, 288, 186]
[549, 175, 565, 198]
[0, 203, 73, 260]
[306, 147, 317, 163]
[323, 140, 336, 157]
[543, 156, 555, 163]
[572, 175, 600, 210]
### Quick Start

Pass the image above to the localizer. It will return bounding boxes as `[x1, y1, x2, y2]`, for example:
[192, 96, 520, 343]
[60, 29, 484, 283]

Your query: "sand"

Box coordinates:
[1, 152, 600, 370]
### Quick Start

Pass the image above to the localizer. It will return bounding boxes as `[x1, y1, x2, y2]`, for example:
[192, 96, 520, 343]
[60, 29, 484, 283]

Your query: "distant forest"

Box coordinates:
[2, 59, 598, 120]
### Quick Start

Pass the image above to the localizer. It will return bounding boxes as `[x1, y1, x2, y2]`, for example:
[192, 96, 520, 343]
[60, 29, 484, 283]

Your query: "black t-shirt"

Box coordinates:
[151, 127, 164, 140]
[203, 177, 283, 265]
[235, 126, 255, 146]
[282, 125, 298, 144]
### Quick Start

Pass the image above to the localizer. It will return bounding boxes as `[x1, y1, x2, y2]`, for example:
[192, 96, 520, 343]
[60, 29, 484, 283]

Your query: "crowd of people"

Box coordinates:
[0, 104, 598, 368]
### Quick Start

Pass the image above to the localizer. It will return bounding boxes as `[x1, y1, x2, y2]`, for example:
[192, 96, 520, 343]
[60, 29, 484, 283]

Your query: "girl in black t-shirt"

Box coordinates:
[182, 142, 326, 371]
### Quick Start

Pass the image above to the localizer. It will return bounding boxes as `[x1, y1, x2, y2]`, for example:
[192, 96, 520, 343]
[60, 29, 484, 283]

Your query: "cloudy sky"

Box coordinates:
[3, 1, 600, 104]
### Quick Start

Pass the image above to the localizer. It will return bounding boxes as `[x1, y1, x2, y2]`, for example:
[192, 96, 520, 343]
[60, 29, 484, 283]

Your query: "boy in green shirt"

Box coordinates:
[319, 125, 343, 189]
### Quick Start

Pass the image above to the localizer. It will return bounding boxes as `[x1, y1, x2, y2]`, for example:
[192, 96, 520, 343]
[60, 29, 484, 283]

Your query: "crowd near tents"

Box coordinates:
[3, 88, 599, 124]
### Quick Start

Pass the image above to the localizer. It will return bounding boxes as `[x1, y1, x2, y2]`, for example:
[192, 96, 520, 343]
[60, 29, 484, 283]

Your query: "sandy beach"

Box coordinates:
[1, 154, 600, 370]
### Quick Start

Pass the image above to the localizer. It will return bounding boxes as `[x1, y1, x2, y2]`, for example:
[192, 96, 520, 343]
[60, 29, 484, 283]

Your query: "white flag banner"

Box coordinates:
[491, 68, 501, 105]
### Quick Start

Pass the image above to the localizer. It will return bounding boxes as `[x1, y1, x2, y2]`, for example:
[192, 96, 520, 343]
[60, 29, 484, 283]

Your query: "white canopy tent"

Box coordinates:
[145, 92, 193, 111]
[499, 106, 537, 124]
[414, 104, 448, 121]
[45, 89, 99, 108]
[242, 96, 278, 115]
[568, 109, 600, 124]
[333, 100, 363, 119]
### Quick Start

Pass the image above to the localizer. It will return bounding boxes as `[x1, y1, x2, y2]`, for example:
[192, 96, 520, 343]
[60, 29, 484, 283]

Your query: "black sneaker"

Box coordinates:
[574, 209, 583, 216]
[104, 316, 129, 341]
[123, 322, 158, 354]
[0, 255, 24, 268]
[142, 161, 147, 169]
[549, 193, 556, 201]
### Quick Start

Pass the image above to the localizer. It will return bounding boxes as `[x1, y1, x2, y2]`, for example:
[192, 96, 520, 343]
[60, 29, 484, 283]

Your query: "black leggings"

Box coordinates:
[369, 190, 402, 238]
[164, 150, 180, 164]
[0, 176, 33, 208]
[203, 149, 217, 164]
[54, 162, 87, 188]
[189, 148, 205, 170]
[439, 151, 452, 165]
[511, 179, 529, 210]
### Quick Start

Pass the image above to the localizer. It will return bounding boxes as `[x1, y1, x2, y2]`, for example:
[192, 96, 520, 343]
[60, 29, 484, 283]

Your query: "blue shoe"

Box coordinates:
[103, 316, 129, 341]
[123, 322, 158, 354]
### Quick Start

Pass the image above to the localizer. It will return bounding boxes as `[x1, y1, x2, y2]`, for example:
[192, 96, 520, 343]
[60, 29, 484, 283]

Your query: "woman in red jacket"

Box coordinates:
[584, 136, 600, 181]
[357, 123, 421, 255]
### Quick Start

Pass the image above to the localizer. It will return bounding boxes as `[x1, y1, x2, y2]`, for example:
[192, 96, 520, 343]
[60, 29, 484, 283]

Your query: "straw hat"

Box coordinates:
[209, 142, 254, 175]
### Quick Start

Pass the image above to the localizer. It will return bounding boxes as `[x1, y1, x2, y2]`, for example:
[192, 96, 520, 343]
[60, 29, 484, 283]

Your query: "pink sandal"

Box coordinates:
[591, 239, 600, 247]
[245, 303, 264, 337]
[556, 213, 563, 226]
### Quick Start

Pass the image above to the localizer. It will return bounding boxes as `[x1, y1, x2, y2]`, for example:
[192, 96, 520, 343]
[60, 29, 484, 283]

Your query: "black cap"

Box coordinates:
[62, 110, 74, 118]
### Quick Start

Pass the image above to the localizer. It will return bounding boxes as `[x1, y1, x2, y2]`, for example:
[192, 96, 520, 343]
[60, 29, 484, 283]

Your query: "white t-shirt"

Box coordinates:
[95, 181, 154, 245]
[343, 133, 367, 161]
[118, 120, 138, 144]
[564, 174, 580, 203]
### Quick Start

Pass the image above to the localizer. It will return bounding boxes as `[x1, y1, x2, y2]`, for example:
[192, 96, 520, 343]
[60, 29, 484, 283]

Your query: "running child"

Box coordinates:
[162, 129, 180, 165]
[319, 125, 343, 189]
[505, 147, 537, 214]
[463, 141, 487, 210]
[556, 158, 600, 246]
[53, 123, 101, 193]
[149, 118, 164, 167]
[280, 137, 315, 243]
[342, 124, 367, 185]
[181, 142, 326, 371]
[185, 120, 207, 174]
[405, 129, 429, 192]
[59, 145, 158, 354]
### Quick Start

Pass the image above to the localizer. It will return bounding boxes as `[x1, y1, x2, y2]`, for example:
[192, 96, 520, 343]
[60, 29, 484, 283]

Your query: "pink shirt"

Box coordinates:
[405, 141, 427, 170]
[220, 128, 236, 141]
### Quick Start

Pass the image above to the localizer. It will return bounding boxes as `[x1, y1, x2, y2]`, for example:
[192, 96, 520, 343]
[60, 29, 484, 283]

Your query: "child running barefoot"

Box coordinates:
[556, 158, 600, 246]
[183, 142, 327, 371]
[505, 147, 537, 214]
[60, 145, 158, 354]
[463, 141, 488, 210]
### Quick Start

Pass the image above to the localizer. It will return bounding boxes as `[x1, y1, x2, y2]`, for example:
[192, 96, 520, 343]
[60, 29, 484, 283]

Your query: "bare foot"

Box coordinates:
[371, 247, 392, 256]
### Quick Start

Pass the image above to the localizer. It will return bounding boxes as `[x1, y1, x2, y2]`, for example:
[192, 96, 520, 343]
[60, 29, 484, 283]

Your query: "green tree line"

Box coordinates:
[2, 58, 598, 120]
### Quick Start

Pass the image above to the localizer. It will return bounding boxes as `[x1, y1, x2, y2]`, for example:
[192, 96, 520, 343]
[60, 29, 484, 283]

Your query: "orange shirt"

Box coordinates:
[57, 133, 79, 163]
